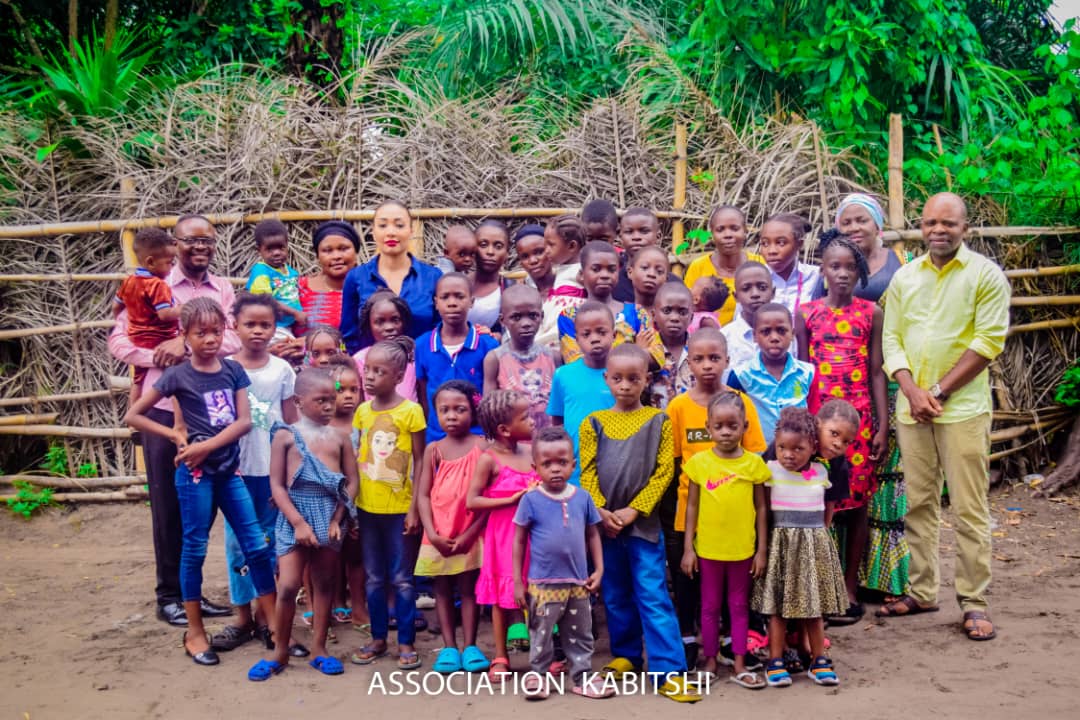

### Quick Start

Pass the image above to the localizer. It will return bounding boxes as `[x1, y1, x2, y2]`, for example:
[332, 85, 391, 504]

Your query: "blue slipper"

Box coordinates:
[310, 655, 344, 676]
[248, 659, 285, 681]
[461, 645, 490, 673]
[433, 647, 463, 674]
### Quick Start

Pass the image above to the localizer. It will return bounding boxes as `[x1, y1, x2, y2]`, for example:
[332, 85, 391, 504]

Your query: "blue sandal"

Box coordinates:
[310, 655, 345, 676]
[248, 658, 285, 681]
[807, 656, 840, 686]
[461, 645, 490, 673]
[765, 658, 792, 687]
[434, 647, 463, 674]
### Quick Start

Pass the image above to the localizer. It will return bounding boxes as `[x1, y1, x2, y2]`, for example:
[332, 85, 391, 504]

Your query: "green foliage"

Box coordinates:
[1055, 360, 1080, 408]
[5, 481, 55, 519]
[40, 442, 69, 475]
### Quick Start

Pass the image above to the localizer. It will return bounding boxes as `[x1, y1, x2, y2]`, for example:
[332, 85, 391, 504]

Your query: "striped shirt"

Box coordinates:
[765, 460, 830, 528]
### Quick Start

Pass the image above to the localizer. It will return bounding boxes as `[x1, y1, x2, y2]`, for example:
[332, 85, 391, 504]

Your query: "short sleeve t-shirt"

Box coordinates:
[115, 270, 177, 346]
[230, 355, 296, 477]
[353, 400, 427, 514]
[666, 390, 767, 531]
[682, 450, 770, 561]
[246, 261, 302, 327]
[546, 359, 614, 486]
[154, 359, 251, 476]
[513, 486, 601, 584]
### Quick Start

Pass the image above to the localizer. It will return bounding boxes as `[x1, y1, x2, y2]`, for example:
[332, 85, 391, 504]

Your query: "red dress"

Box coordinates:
[801, 297, 877, 510]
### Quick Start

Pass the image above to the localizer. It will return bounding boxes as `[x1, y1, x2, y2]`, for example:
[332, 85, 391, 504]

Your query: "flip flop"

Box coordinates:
[461, 645, 490, 673]
[248, 658, 285, 682]
[488, 656, 512, 680]
[656, 675, 702, 703]
[765, 658, 792, 688]
[333, 607, 352, 624]
[875, 595, 940, 617]
[807, 656, 840, 686]
[729, 671, 766, 690]
[301, 611, 314, 627]
[434, 647, 463, 674]
[962, 610, 997, 641]
[600, 656, 638, 680]
[352, 622, 372, 637]
[350, 644, 388, 665]
[523, 674, 548, 700]
[398, 650, 422, 670]
[573, 676, 616, 698]
[310, 655, 345, 676]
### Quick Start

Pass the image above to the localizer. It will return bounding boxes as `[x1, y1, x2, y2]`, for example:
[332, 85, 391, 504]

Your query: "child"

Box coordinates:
[435, 224, 478, 275]
[517, 224, 572, 352]
[467, 390, 539, 679]
[613, 207, 676, 303]
[581, 198, 619, 244]
[557, 241, 664, 366]
[251, 369, 360, 680]
[688, 276, 725, 333]
[545, 214, 587, 298]
[579, 344, 699, 703]
[758, 213, 820, 316]
[470, 220, 513, 332]
[722, 261, 776, 373]
[735, 303, 816, 443]
[795, 232, 887, 623]
[123, 297, 278, 669]
[626, 245, 670, 315]
[416, 272, 500, 441]
[113, 227, 181, 403]
[752, 407, 847, 688]
[680, 392, 770, 689]
[352, 290, 417, 401]
[681, 206, 764, 325]
[326, 354, 362, 449]
[546, 301, 616, 486]
[350, 337, 427, 670]
[415, 381, 489, 674]
[646, 282, 694, 409]
[662, 328, 767, 666]
[246, 219, 304, 342]
[483, 284, 561, 430]
[211, 293, 298, 653]
[512, 426, 612, 700]
[305, 324, 346, 367]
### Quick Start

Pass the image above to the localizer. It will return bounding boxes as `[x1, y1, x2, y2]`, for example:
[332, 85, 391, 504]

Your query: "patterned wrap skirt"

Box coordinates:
[752, 526, 847, 619]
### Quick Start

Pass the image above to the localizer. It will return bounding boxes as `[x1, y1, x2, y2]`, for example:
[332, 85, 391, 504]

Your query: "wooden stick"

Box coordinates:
[611, 98, 626, 209]
[0, 413, 58, 426]
[990, 417, 1064, 443]
[0, 424, 130, 438]
[1008, 316, 1080, 336]
[120, 177, 137, 271]
[1004, 264, 1080, 279]
[0, 388, 119, 408]
[1011, 295, 1080, 307]
[672, 124, 688, 252]
[0, 319, 115, 340]
[0, 474, 145, 489]
[881, 226, 1080, 242]
[0, 207, 708, 239]
[0, 272, 247, 285]
[989, 418, 1072, 460]
[0, 487, 149, 503]
[811, 121, 830, 230]
[887, 114, 904, 232]
[932, 124, 952, 191]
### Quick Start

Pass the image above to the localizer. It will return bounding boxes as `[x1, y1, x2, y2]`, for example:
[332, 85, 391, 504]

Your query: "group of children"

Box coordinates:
[118, 198, 891, 700]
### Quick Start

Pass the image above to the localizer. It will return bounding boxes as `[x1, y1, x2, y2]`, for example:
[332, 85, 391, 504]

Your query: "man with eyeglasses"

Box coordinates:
[108, 213, 240, 626]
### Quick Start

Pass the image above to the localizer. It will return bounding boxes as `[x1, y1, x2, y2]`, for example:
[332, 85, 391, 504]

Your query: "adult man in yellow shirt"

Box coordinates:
[877, 193, 1010, 641]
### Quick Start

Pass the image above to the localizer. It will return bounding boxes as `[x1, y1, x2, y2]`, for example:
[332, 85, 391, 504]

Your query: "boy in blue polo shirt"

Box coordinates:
[416, 272, 499, 442]
[545, 301, 616, 486]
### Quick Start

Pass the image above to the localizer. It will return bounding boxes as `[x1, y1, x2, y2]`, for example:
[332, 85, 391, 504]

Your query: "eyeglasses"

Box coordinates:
[176, 235, 216, 247]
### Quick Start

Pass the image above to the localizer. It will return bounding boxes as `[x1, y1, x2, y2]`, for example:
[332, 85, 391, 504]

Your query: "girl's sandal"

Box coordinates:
[572, 676, 616, 699]
[488, 657, 512, 680]
[765, 659, 792, 688]
[333, 607, 352, 624]
[807, 656, 840, 686]
[523, 674, 548, 700]
[730, 671, 766, 690]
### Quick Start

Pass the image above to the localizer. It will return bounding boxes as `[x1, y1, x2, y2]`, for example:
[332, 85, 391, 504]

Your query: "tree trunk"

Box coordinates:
[1034, 414, 1080, 497]
[104, 0, 118, 50]
[67, 0, 78, 55]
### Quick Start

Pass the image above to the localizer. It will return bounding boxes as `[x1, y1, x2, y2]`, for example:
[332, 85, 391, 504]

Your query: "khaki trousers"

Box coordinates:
[895, 413, 992, 611]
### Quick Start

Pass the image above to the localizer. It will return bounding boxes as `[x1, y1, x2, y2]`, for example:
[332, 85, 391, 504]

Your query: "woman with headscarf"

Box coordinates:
[822, 193, 912, 616]
[340, 201, 443, 354]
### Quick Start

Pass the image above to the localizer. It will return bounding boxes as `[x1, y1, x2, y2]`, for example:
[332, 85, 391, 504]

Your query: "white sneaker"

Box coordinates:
[416, 593, 436, 610]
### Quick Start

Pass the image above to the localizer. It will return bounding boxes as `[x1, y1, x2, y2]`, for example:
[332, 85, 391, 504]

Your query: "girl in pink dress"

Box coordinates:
[467, 389, 539, 678]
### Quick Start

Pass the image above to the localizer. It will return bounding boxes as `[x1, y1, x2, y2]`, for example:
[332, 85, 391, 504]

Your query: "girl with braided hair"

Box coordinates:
[794, 229, 887, 625]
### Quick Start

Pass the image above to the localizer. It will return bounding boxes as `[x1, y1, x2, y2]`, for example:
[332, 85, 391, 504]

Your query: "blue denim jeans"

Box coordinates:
[359, 510, 420, 645]
[223, 475, 278, 606]
[175, 464, 276, 603]
[600, 532, 686, 674]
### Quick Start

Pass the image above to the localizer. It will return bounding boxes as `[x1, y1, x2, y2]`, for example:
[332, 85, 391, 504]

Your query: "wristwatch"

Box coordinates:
[929, 383, 948, 401]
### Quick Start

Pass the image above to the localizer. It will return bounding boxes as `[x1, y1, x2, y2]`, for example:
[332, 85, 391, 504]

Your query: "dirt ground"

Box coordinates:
[2, 483, 1079, 720]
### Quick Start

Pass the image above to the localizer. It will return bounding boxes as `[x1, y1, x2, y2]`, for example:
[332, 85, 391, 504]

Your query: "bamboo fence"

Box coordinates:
[0, 77, 1076, 500]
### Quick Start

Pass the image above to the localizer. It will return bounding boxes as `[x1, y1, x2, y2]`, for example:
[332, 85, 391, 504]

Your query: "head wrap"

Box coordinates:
[834, 193, 885, 231]
[512, 224, 546, 244]
[312, 220, 361, 253]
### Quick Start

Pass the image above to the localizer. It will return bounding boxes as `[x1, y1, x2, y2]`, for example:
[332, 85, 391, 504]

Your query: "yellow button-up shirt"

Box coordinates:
[882, 244, 1010, 424]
